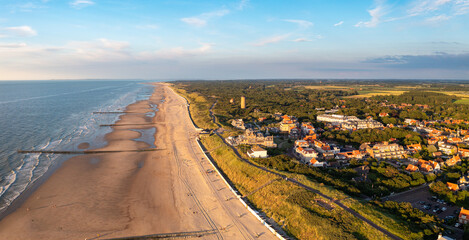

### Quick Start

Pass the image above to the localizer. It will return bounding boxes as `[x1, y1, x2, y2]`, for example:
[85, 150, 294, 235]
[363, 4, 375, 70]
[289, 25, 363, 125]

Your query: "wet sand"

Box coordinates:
[0, 83, 276, 240]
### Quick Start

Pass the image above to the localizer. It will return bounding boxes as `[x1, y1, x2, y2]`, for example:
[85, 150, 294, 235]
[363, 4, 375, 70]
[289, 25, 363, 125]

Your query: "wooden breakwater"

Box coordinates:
[100, 123, 156, 127]
[102, 229, 218, 239]
[92, 111, 131, 114]
[17, 149, 162, 155]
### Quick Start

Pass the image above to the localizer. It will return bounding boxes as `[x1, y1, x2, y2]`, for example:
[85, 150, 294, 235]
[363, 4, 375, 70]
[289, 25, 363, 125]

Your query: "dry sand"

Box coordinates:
[0, 83, 276, 240]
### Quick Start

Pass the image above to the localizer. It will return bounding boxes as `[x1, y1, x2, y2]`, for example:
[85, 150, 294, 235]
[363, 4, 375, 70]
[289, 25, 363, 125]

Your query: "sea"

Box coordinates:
[0, 80, 155, 213]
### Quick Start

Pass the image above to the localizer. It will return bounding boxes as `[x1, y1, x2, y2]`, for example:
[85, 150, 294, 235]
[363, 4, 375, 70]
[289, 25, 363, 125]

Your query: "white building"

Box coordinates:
[310, 158, 326, 167]
[295, 147, 318, 163]
[247, 146, 268, 158]
[317, 114, 383, 130]
[317, 114, 359, 123]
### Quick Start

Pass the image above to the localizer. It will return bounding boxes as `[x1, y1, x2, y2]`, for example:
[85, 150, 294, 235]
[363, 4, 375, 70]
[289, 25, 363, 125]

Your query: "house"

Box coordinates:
[234, 128, 277, 148]
[310, 158, 326, 167]
[432, 151, 443, 158]
[406, 164, 419, 172]
[428, 137, 439, 145]
[289, 127, 301, 139]
[437, 234, 456, 240]
[438, 142, 458, 155]
[312, 140, 331, 153]
[279, 115, 298, 133]
[247, 146, 268, 158]
[366, 142, 407, 160]
[295, 147, 318, 163]
[420, 163, 434, 173]
[460, 148, 469, 158]
[448, 137, 463, 144]
[301, 122, 315, 135]
[379, 112, 389, 117]
[295, 140, 310, 148]
[406, 143, 422, 153]
[231, 119, 246, 130]
[446, 155, 461, 167]
[337, 150, 365, 160]
[447, 182, 460, 191]
[428, 160, 440, 171]
[404, 119, 418, 125]
[458, 176, 469, 185]
[459, 207, 469, 224]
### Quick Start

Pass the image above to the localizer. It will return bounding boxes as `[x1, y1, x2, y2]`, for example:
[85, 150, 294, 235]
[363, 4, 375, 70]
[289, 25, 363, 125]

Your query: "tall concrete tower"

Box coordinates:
[240, 96, 246, 109]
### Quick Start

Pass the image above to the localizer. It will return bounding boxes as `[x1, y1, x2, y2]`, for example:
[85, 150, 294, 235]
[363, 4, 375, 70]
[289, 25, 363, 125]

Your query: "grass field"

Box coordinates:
[454, 98, 469, 104]
[344, 90, 407, 98]
[302, 85, 414, 98]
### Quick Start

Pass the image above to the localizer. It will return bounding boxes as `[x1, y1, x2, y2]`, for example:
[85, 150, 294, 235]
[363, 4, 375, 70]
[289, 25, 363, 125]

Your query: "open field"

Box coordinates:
[304, 85, 354, 90]
[345, 90, 407, 98]
[454, 98, 469, 104]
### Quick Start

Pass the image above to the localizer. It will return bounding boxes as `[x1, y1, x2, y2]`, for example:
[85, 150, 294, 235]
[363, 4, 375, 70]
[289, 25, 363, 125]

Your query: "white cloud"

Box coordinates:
[425, 14, 452, 22]
[454, 0, 469, 15]
[201, 9, 230, 18]
[70, 0, 95, 8]
[181, 18, 207, 27]
[237, 0, 249, 10]
[66, 38, 131, 60]
[355, 2, 387, 27]
[408, 0, 452, 16]
[181, 9, 229, 27]
[0, 43, 27, 48]
[145, 43, 213, 59]
[293, 38, 312, 42]
[136, 24, 159, 30]
[334, 21, 344, 26]
[1, 26, 37, 37]
[283, 19, 314, 28]
[252, 34, 290, 46]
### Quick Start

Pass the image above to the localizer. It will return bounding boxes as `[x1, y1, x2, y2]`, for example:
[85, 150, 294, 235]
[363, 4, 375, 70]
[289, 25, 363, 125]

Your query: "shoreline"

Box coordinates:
[0, 82, 276, 240]
[0, 86, 154, 222]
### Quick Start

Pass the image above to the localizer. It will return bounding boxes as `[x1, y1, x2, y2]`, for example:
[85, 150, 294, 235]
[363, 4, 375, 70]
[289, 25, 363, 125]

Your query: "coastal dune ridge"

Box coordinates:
[0, 82, 276, 240]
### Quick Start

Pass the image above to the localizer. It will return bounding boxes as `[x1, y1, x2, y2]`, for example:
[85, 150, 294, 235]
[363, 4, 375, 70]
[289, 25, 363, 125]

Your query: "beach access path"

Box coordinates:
[0, 83, 276, 240]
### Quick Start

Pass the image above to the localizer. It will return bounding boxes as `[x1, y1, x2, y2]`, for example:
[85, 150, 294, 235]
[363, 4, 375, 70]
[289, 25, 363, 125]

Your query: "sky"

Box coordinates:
[0, 0, 468, 80]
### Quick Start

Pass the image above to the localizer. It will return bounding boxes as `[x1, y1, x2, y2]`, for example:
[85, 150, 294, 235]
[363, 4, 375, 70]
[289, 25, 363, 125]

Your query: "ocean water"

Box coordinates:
[0, 80, 154, 213]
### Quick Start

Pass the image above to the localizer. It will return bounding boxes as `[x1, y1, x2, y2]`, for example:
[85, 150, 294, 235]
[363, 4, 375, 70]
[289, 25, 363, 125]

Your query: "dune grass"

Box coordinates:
[170, 87, 217, 129]
[174, 84, 418, 239]
[201, 134, 390, 240]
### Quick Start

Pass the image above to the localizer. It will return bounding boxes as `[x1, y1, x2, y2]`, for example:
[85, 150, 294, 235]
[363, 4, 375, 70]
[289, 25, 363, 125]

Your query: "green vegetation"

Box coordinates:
[170, 86, 217, 129]
[201, 134, 390, 240]
[454, 98, 469, 105]
[322, 127, 422, 147]
[344, 198, 440, 240]
[430, 181, 469, 208]
[172, 80, 455, 239]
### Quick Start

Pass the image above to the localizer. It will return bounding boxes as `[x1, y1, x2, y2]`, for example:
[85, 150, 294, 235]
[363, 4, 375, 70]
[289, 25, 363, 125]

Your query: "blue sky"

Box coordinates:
[0, 0, 468, 80]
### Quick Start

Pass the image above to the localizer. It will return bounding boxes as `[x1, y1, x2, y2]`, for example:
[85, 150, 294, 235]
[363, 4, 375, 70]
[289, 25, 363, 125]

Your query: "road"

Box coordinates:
[208, 101, 402, 240]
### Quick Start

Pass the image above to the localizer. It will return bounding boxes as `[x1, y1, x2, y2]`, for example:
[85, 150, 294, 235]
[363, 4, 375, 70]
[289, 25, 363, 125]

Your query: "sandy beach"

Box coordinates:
[0, 83, 275, 240]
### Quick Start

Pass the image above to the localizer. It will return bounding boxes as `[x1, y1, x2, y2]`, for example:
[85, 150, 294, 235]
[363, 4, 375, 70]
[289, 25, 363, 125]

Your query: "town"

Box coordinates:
[174, 80, 469, 240]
